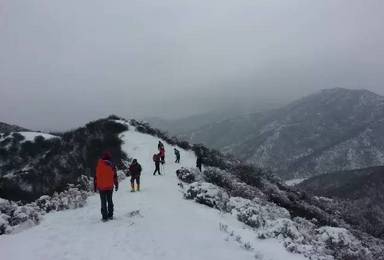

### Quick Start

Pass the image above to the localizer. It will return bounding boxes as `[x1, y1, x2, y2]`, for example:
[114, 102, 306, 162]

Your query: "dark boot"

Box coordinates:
[131, 183, 135, 192]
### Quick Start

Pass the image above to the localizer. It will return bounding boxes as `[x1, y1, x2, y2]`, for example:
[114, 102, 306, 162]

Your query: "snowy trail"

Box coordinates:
[0, 125, 305, 260]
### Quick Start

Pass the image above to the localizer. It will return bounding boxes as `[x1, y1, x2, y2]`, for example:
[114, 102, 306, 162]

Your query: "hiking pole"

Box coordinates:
[121, 161, 129, 169]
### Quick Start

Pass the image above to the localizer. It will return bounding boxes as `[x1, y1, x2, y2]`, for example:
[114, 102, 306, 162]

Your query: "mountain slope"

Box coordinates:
[0, 117, 127, 201]
[0, 122, 303, 260]
[297, 166, 384, 199]
[182, 88, 384, 179]
[0, 122, 28, 133]
[297, 166, 384, 238]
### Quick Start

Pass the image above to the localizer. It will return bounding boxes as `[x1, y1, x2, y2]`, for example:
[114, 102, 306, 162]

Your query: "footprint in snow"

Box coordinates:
[125, 210, 143, 218]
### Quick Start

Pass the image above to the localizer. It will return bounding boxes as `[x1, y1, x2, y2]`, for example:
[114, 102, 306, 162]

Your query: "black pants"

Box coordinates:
[99, 190, 113, 220]
[175, 156, 180, 163]
[153, 162, 161, 175]
[131, 174, 140, 185]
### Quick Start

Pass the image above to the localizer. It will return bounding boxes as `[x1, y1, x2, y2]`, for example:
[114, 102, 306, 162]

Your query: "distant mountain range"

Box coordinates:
[150, 88, 384, 179]
[145, 99, 284, 138]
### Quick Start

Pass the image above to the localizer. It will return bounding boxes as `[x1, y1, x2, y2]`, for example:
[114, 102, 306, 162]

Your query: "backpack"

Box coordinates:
[137, 163, 142, 172]
[153, 154, 159, 162]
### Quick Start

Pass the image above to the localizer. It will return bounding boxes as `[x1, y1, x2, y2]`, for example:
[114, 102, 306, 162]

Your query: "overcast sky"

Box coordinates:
[1, 0, 384, 130]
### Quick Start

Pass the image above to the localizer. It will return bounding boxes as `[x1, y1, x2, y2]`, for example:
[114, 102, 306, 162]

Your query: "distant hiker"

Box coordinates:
[94, 151, 118, 221]
[153, 153, 161, 175]
[159, 146, 165, 164]
[129, 159, 142, 192]
[174, 148, 180, 163]
[157, 141, 165, 164]
[158, 141, 164, 151]
[196, 156, 202, 172]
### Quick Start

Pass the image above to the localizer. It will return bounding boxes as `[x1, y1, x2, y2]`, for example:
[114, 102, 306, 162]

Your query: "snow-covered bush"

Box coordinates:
[202, 167, 233, 189]
[47, 188, 88, 211]
[75, 175, 94, 192]
[315, 227, 372, 260]
[184, 182, 229, 211]
[176, 167, 200, 183]
[228, 197, 290, 229]
[0, 198, 41, 235]
[192, 144, 236, 170]
[35, 195, 56, 213]
[180, 173, 374, 260]
[0, 213, 10, 234]
[202, 167, 265, 200]
[0, 186, 89, 235]
[117, 169, 127, 182]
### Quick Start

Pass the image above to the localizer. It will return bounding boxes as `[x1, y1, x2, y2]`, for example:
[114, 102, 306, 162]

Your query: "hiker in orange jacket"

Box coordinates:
[94, 151, 118, 221]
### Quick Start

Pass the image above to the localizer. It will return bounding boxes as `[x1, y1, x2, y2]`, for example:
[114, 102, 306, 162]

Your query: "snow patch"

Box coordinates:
[285, 178, 306, 186]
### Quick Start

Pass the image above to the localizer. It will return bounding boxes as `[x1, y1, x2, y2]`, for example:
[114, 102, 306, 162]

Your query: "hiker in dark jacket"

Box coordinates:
[153, 153, 161, 175]
[94, 151, 118, 221]
[196, 156, 202, 172]
[174, 148, 180, 163]
[129, 159, 142, 192]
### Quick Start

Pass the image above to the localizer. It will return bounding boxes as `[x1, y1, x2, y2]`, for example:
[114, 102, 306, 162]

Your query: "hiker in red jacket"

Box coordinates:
[94, 151, 118, 221]
[129, 159, 142, 192]
[158, 141, 165, 164]
[158, 141, 164, 151]
[153, 153, 161, 175]
[159, 147, 165, 164]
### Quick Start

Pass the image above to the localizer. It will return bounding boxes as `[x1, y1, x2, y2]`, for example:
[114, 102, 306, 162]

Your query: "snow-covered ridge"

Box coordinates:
[17, 131, 60, 142]
[0, 131, 59, 142]
[1, 117, 383, 260]
[0, 119, 306, 260]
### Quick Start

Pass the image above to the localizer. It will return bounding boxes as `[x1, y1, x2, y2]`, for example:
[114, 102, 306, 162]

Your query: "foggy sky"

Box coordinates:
[1, 0, 384, 131]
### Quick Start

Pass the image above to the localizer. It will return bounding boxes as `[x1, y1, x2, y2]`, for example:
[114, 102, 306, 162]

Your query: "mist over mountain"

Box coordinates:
[145, 97, 286, 138]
